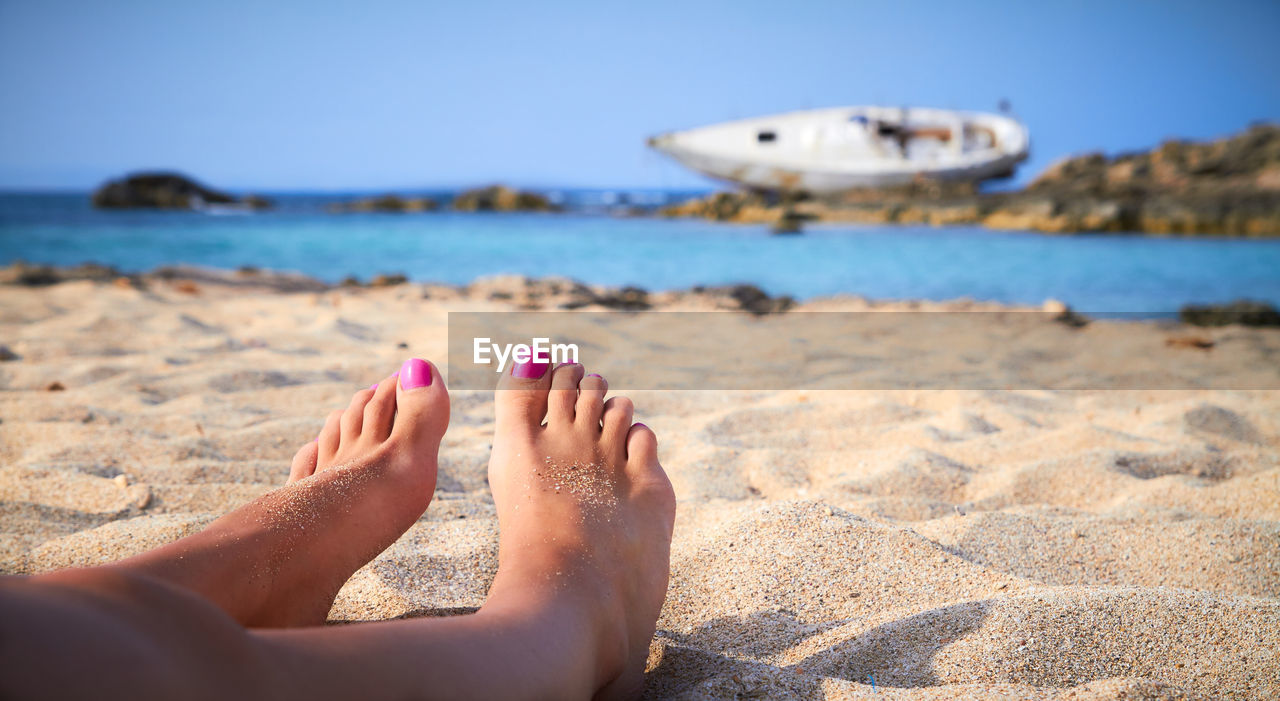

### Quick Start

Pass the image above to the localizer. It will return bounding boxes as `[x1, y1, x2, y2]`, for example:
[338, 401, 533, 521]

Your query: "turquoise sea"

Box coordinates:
[2, 192, 1279, 314]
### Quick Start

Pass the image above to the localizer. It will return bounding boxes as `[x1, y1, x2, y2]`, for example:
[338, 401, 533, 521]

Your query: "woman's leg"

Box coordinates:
[0, 362, 674, 700]
[103, 358, 448, 627]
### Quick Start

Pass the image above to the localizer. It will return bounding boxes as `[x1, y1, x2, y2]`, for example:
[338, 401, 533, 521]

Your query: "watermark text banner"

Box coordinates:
[446, 312, 1280, 390]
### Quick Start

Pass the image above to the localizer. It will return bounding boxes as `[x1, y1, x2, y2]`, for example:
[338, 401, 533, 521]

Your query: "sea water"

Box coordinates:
[2, 192, 1279, 314]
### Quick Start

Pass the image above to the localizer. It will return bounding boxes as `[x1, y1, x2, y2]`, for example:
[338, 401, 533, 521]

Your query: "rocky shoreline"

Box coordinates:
[661, 124, 1280, 236]
[4, 262, 1277, 326]
[86, 125, 1279, 236]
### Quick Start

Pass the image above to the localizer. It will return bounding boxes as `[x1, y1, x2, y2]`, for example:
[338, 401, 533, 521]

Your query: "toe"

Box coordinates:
[576, 373, 607, 427]
[601, 396, 634, 450]
[288, 441, 319, 483]
[362, 375, 399, 441]
[625, 423, 660, 469]
[494, 357, 553, 436]
[318, 409, 343, 465]
[391, 358, 450, 448]
[340, 387, 377, 443]
[625, 423, 674, 517]
[547, 363, 585, 424]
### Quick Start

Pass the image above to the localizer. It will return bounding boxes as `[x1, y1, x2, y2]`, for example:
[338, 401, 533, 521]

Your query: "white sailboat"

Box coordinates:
[648, 106, 1030, 193]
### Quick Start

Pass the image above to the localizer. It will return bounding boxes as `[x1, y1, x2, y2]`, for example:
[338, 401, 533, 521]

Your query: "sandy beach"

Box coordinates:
[1, 273, 1277, 699]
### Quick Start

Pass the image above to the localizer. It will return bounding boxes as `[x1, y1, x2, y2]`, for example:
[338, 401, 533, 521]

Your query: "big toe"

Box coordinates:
[391, 358, 451, 450]
[494, 358, 553, 436]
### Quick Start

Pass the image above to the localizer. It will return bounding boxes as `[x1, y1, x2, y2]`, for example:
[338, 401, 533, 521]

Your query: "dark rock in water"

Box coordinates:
[92, 172, 260, 210]
[770, 209, 809, 235]
[240, 194, 273, 210]
[327, 194, 438, 213]
[452, 185, 558, 212]
[1180, 300, 1280, 327]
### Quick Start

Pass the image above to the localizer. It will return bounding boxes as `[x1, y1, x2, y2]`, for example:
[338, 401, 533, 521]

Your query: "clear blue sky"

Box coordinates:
[1, 0, 1277, 191]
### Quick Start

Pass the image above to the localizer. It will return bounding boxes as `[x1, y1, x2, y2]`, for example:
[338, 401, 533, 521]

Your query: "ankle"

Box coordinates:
[482, 571, 629, 694]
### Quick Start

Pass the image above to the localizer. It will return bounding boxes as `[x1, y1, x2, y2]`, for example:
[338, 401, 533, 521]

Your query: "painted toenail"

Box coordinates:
[369, 383, 378, 391]
[587, 373, 603, 379]
[399, 358, 432, 389]
[512, 359, 550, 379]
[634, 423, 648, 429]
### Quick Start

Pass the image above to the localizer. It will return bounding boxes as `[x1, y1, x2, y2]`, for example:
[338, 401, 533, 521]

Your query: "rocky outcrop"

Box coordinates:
[326, 195, 438, 214]
[461, 276, 796, 312]
[1180, 300, 1280, 327]
[659, 124, 1280, 236]
[92, 172, 271, 211]
[0, 261, 124, 286]
[451, 185, 558, 212]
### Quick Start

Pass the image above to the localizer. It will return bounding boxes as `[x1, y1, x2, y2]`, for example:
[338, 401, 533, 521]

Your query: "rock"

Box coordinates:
[592, 286, 650, 310]
[770, 210, 808, 235]
[452, 185, 557, 212]
[660, 191, 778, 223]
[690, 284, 795, 315]
[0, 345, 19, 361]
[241, 194, 274, 210]
[0, 262, 122, 286]
[91, 172, 254, 210]
[1180, 300, 1280, 327]
[1038, 298, 1088, 327]
[1042, 299, 1069, 315]
[328, 194, 438, 213]
[2, 263, 329, 293]
[369, 273, 408, 287]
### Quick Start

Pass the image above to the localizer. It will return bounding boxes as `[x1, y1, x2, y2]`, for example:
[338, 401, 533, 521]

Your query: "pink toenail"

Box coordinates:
[635, 423, 648, 429]
[369, 383, 378, 391]
[399, 358, 432, 389]
[512, 359, 550, 379]
[587, 373, 603, 379]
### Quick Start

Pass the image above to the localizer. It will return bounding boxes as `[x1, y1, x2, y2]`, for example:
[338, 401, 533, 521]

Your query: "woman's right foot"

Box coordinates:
[110, 358, 450, 627]
[482, 361, 676, 700]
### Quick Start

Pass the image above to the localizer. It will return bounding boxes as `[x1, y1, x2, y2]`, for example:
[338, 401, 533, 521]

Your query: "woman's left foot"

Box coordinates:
[112, 358, 450, 627]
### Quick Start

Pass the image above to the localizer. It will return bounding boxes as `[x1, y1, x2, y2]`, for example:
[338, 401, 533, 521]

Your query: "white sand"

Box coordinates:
[1, 275, 1277, 699]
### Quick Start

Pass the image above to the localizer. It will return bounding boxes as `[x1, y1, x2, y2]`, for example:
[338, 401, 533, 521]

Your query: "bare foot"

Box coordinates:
[114, 358, 449, 627]
[483, 361, 676, 699]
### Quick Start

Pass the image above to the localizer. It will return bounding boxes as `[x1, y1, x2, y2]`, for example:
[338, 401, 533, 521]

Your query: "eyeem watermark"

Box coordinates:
[473, 337, 579, 373]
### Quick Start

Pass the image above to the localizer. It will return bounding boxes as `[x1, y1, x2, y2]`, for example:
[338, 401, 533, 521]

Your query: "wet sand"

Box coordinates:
[1, 274, 1277, 699]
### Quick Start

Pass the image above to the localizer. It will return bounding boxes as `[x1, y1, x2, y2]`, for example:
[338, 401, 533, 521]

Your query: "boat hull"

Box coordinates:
[649, 106, 1030, 193]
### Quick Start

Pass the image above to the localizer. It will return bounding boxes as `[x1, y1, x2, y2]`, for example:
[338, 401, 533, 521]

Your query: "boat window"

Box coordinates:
[757, 130, 777, 143]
